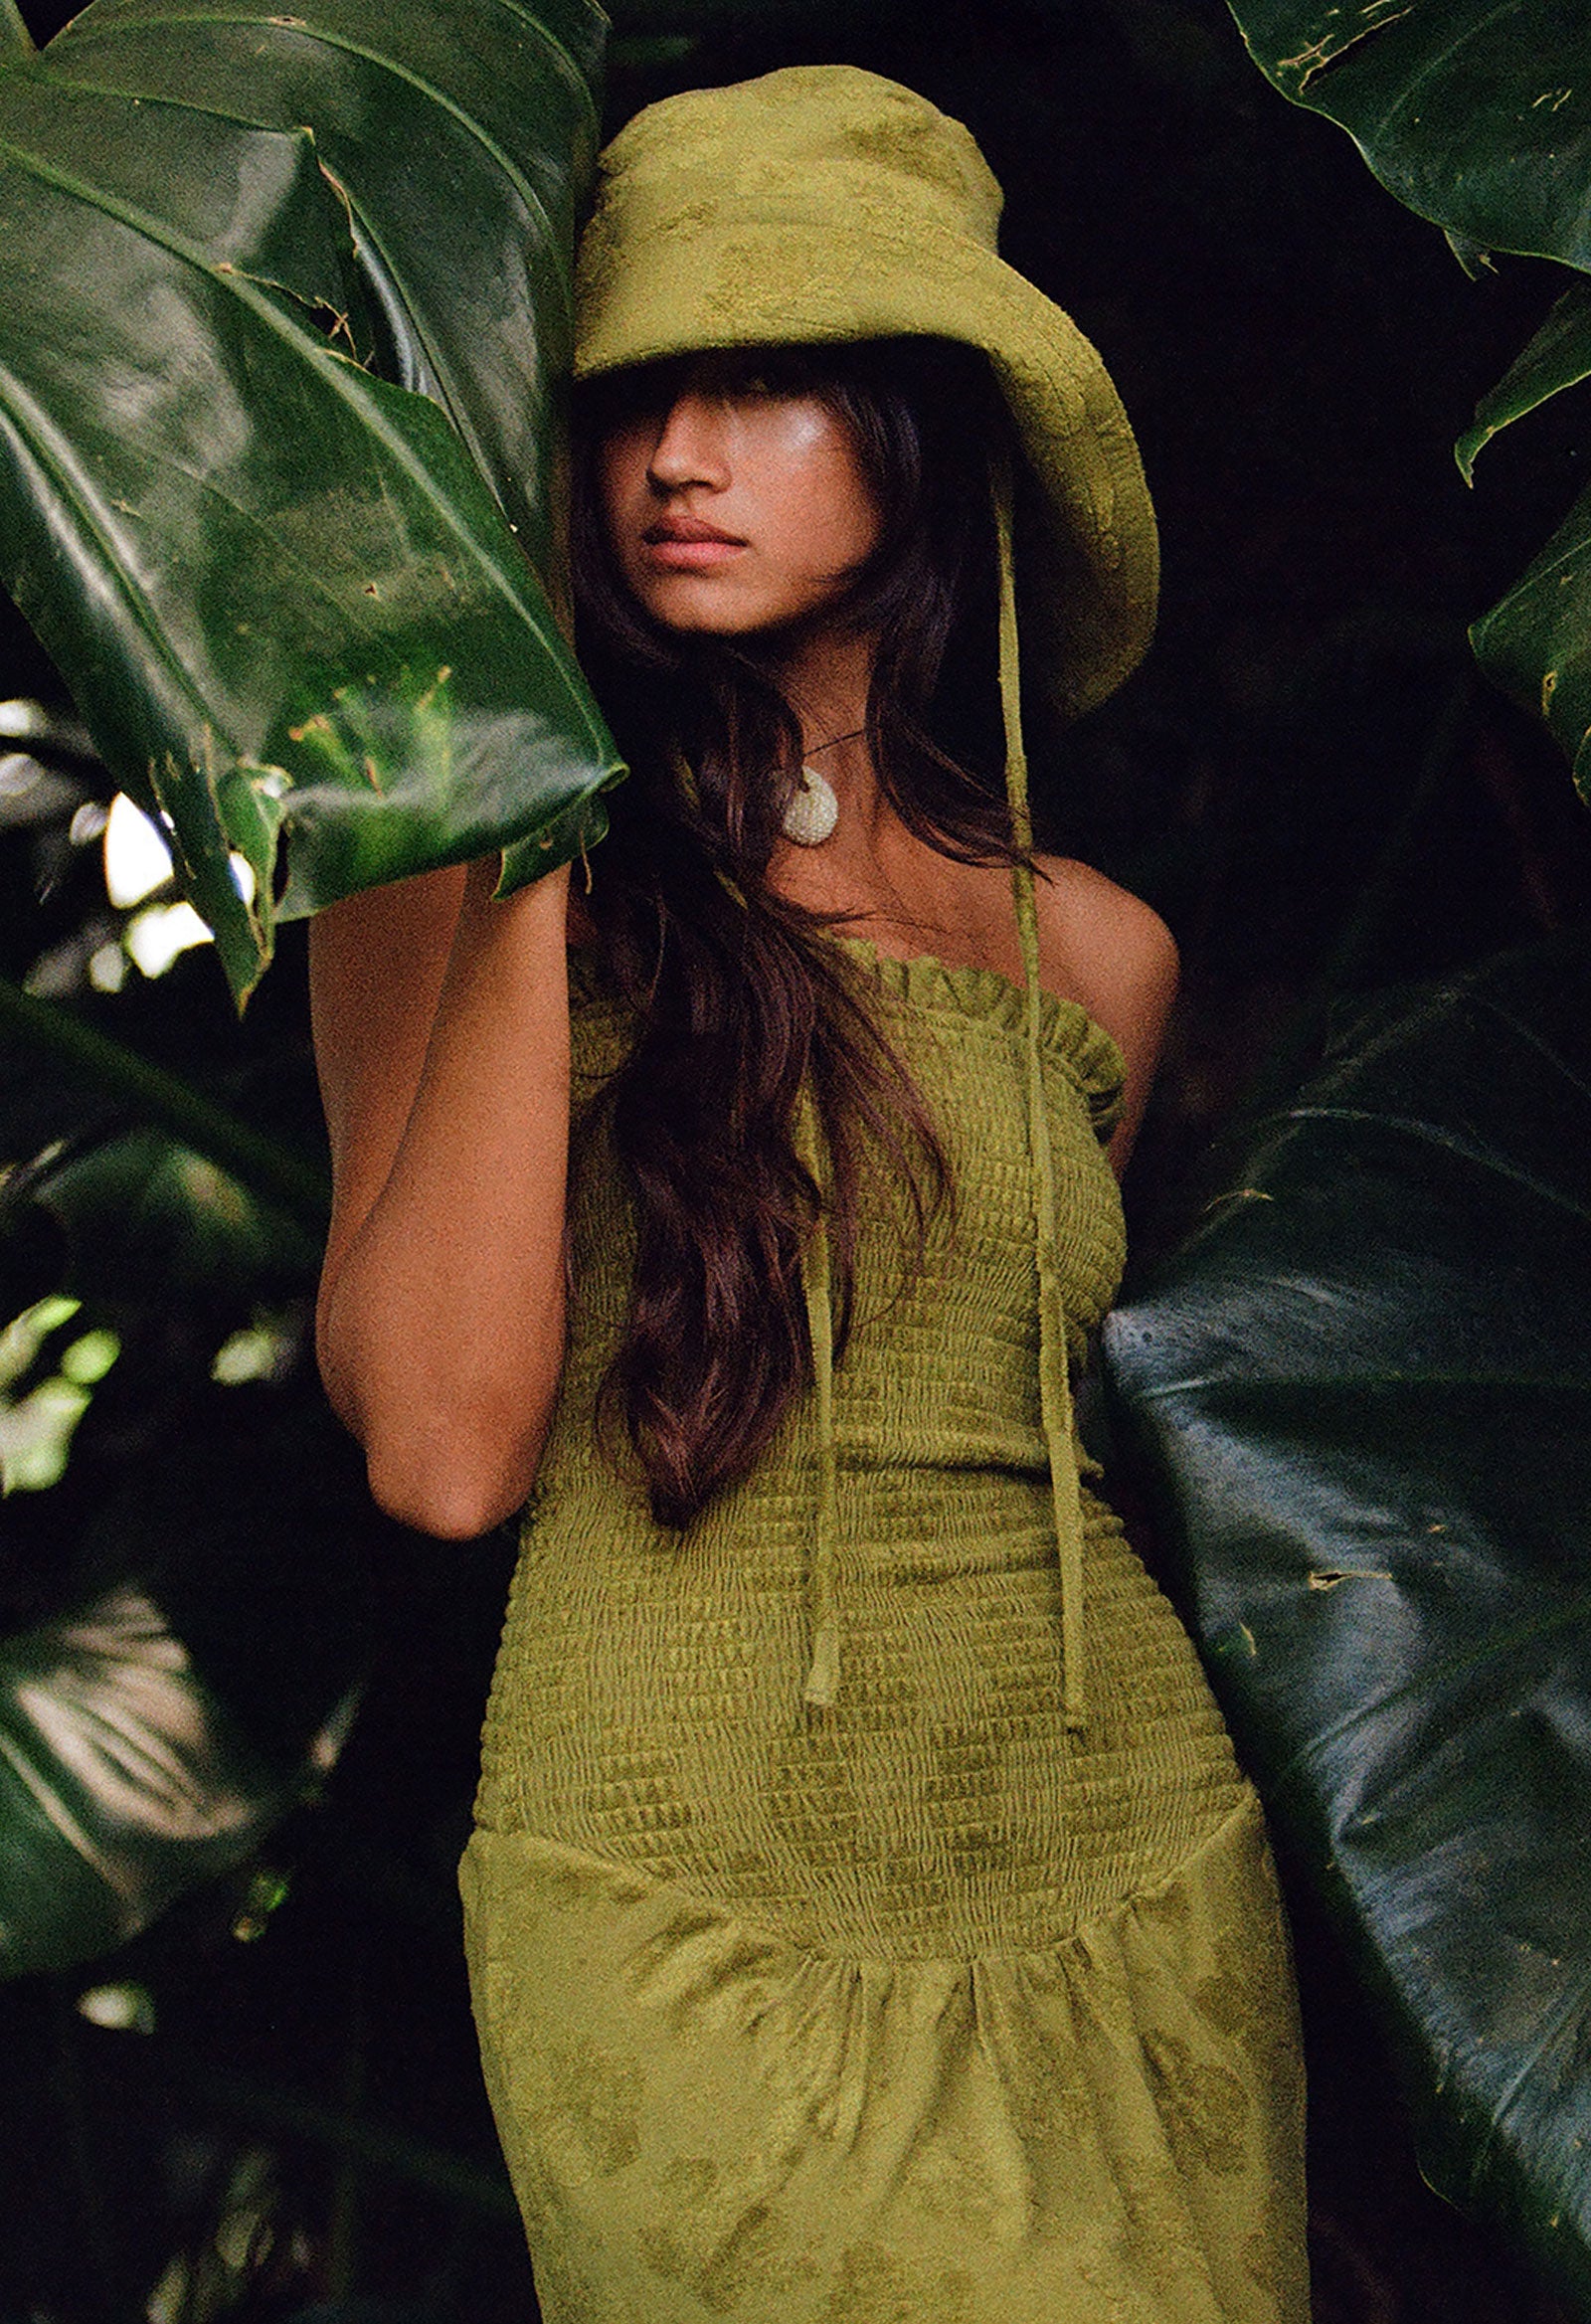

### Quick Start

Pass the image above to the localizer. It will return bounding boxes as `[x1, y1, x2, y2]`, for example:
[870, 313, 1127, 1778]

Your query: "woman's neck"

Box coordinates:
[769, 623, 885, 853]
[774, 625, 876, 772]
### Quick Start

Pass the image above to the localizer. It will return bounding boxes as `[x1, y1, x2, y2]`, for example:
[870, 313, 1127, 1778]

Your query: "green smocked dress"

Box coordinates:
[461, 934, 1309, 2324]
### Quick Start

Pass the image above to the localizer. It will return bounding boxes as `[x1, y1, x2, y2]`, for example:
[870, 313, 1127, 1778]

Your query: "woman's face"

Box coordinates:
[597, 352, 884, 641]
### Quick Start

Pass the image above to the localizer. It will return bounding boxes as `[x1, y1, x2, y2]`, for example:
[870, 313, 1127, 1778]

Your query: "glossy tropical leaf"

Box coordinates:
[0, 1579, 350, 1975]
[0, 1125, 352, 1975]
[1223, 0, 1591, 807]
[1459, 282, 1591, 797]
[0, 1, 621, 1002]
[1225, 0, 1591, 268]
[44, 0, 605, 583]
[1470, 480, 1591, 801]
[1456, 280, 1591, 481]
[0, 952, 325, 1329]
[1105, 933, 1591, 2315]
[0, 972, 328, 1231]
[0, 1092, 345, 1974]
[20, 1129, 321, 1304]
[0, 1382, 379, 1982]
[1456, 268, 1591, 794]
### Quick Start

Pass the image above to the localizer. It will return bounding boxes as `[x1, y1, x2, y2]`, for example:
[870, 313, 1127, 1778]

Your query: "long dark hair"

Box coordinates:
[572, 337, 1019, 1526]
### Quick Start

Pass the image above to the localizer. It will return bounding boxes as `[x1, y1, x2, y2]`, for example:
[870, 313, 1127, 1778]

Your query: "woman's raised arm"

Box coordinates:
[310, 858, 574, 1538]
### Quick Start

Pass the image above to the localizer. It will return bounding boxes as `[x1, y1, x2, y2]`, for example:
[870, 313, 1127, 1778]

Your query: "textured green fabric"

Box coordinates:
[574, 66, 1158, 723]
[465, 942, 1310, 2321]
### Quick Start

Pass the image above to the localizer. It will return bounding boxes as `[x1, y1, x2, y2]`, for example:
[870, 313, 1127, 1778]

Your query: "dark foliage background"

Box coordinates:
[1, 1, 1587, 2318]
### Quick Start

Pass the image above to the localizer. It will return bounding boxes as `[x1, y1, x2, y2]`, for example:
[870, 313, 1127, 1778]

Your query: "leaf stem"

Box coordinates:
[0, 977, 330, 1231]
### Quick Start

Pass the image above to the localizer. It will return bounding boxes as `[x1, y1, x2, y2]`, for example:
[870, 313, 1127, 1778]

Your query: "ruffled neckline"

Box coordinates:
[566, 931, 1127, 1115]
[829, 933, 1126, 1098]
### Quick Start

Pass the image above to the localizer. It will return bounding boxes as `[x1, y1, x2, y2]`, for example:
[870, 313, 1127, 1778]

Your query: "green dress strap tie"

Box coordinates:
[795, 1087, 842, 1708]
[994, 461, 1089, 1733]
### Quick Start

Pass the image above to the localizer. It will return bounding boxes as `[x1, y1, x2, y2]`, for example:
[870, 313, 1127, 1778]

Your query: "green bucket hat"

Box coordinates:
[575, 64, 1158, 721]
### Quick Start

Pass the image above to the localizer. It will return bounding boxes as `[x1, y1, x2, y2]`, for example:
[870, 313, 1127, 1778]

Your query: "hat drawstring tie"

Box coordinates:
[796, 1087, 842, 1708]
[795, 467, 1092, 1725]
[995, 460, 1089, 1734]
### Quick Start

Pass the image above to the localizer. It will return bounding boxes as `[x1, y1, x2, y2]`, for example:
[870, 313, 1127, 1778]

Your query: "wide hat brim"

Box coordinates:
[576, 109, 1159, 721]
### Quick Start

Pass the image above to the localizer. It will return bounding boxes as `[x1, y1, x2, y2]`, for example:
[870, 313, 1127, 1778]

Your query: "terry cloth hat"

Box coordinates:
[575, 64, 1158, 722]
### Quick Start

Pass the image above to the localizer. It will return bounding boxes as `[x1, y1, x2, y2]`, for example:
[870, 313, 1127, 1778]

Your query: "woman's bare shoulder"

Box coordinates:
[1033, 855, 1178, 1167]
[1036, 856, 1176, 1017]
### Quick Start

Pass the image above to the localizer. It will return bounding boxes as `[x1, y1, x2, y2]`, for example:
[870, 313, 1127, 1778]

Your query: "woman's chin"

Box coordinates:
[630, 569, 858, 643]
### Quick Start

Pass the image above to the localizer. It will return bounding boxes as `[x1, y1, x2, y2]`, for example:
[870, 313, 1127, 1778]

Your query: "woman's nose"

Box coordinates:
[646, 394, 730, 491]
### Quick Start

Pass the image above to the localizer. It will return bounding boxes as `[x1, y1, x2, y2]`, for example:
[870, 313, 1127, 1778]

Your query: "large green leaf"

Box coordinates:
[20, 1129, 321, 1304]
[0, 988, 348, 1975]
[1226, 0, 1591, 268]
[1470, 473, 1591, 798]
[0, 1, 621, 1001]
[1223, 0, 1591, 804]
[44, 0, 604, 582]
[0, 972, 328, 1235]
[0, 1406, 371, 1976]
[1455, 280, 1591, 482]
[1105, 933, 1591, 2315]
[0, 1101, 352, 1975]
[0, 1579, 351, 1976]
[1455, 270, 1591, 794]
[0, 957, 326, 1323]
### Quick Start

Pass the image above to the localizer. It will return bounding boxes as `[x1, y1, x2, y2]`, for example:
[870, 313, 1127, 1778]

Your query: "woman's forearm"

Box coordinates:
[313, 860, 574, 1537]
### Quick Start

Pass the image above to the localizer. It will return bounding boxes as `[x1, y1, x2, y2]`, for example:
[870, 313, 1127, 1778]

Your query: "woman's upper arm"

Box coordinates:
[1036, 857, 1178, 1174]
[309, 863, 467, 1291]
[308, 859, 578, 1534]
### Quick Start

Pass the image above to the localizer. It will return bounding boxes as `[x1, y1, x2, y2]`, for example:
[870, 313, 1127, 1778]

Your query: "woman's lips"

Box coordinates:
[641, 517, 746, 571]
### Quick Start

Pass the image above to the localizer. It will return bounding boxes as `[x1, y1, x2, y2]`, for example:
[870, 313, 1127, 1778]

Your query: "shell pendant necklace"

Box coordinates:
[783, 726, 865, 847]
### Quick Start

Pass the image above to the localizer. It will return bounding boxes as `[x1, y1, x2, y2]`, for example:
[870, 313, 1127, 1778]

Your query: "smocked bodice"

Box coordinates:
[557, 933, 1128, 1483]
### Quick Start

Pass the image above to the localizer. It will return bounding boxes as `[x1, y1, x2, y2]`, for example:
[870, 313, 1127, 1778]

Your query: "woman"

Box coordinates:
[311, 67, 1309, 2324]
